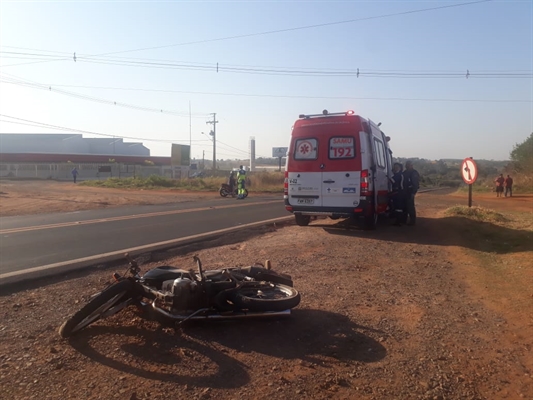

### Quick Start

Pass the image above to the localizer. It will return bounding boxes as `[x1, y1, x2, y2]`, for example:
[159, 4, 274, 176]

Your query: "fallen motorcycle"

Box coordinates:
[219, 183, 248, 198]
[59, 254, 299, 338]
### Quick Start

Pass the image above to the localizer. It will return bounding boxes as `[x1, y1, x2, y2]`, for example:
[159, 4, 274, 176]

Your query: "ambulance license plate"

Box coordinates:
[297, 199, 314, 204]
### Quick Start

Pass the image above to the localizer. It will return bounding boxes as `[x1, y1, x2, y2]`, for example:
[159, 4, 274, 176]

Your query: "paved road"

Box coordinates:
[0, 195, 287, 275]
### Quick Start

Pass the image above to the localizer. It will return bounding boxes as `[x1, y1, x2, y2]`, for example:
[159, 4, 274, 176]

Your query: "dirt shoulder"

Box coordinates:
[0, 180, 219, 217]
[0, 183, 532, 399]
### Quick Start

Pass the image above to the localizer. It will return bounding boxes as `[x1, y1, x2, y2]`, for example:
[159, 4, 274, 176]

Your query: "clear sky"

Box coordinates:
[0, 0, 531, 162]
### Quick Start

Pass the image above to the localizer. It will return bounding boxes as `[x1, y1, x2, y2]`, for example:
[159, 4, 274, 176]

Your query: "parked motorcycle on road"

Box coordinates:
[219, 183, 248, 198]
[59, 254, 299, 338]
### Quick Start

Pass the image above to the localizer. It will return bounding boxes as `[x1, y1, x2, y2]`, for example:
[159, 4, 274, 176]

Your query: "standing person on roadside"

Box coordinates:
[236, 165, 247, 199]
[71, 167, 79, 184]
[504, 174, 513, 197]
[389, 162, 405, 226]
[228, 170, 236, 195]
[402, 160, 420, 226]
[494, 174, 505, 197]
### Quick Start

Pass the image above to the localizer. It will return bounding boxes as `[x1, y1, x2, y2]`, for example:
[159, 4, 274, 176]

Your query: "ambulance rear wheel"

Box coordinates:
[295, 214, 310, 226]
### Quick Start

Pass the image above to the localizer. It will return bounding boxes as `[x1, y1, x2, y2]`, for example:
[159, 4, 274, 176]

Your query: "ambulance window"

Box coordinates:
[374, 139, 386, 168]
[294, 138, 318, 160]
[329, 136, 355, 159]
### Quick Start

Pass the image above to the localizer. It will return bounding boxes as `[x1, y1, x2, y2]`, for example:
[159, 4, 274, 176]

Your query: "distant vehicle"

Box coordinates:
[284, 110, 393, 229]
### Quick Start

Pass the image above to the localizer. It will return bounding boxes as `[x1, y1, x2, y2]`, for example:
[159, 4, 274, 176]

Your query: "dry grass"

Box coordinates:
[247, 171, 284, 192]
[79, 171, 285, 192]
[444, 206, 510, 223]
[443, 205, 532, 256]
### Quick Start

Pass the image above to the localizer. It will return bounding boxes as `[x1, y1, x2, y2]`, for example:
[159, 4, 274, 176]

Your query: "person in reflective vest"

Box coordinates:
[236, 165, 246, 199]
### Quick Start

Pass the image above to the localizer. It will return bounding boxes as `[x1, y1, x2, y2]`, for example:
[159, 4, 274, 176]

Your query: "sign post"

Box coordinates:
[272, 147, 288, 171]
[461, 157, 478, 207]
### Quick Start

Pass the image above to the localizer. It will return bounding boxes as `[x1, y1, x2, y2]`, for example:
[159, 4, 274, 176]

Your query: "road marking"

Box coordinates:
[0, 200, 281, 234]
[0, 216, 293, 286]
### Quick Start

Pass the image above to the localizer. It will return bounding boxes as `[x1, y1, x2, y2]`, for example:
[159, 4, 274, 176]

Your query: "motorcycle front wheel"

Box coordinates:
[59, 280, 135, 338]
[231, 283, 300, 312]
[219, 187, 230, 197]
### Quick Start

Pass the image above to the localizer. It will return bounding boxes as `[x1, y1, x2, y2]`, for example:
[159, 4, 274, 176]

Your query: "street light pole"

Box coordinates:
[206, 113, 218, 171]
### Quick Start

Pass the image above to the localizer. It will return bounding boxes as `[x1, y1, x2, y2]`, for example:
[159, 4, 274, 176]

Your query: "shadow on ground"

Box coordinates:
[189, 308, 386, 364]
[315, 216, 532, 254]
[68, 308, 385, 388]
[69, 324, 250, 388]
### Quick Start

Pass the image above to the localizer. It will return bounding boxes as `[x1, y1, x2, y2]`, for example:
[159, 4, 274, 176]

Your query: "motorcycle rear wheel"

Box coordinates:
[231, 283, 300, 312]
[232, 266, 293, 287]
[219, 187, 230, 197]
[59, 280, 134, 338]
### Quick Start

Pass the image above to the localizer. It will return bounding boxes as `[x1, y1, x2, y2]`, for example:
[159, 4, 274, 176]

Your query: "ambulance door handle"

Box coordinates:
[323, 179, 335, 184]
[320, 164, 325, 169]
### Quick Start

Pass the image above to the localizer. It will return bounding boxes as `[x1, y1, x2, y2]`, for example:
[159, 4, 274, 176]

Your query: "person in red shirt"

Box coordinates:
[494, 174, 505, 197]
[504, 175, 513, 197]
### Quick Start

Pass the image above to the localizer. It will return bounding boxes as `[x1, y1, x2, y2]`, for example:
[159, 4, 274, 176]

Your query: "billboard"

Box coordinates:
[171, 144, 191, 166]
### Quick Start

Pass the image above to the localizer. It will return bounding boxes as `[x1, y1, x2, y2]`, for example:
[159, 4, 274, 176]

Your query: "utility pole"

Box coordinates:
[206, 113, 218, 171]
[202, 150, 205, 170]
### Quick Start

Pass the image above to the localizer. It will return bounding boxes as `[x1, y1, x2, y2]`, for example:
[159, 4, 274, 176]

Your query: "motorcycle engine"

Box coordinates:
[161, 277, 200, 312]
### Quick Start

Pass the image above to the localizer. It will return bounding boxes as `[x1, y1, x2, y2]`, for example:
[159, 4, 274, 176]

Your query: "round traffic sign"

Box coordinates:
[461, 158, 478, 185]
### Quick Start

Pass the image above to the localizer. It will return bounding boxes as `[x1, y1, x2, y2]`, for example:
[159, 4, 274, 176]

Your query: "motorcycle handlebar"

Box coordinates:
[193, 255, 206, 282]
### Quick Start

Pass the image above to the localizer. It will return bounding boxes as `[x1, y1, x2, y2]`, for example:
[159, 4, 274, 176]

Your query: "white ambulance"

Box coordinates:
[284, 110, 393, 229]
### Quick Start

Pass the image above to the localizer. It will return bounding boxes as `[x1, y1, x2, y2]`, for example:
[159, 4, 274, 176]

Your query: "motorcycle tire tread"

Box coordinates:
[231, 283, 300, 312]
[233, 266, 293, 287]
[58, 279, 134, 338]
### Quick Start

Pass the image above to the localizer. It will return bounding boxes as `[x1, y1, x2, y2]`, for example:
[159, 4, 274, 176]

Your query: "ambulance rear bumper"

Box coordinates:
[284, 199, 371, 218]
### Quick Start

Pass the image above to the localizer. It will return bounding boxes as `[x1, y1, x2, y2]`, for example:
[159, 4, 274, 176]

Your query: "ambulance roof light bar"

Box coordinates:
[298, 110, 356, 119]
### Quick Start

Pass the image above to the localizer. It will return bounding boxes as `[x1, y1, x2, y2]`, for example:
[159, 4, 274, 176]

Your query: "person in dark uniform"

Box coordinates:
[389, 162, 405, 226]
[402, 160, 420, 226]
[228, 170, 236, 194]
[71, 167, 79, 184]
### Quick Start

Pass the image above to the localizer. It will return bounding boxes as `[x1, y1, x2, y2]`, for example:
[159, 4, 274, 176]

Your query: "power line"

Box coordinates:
[1, 74, 529, 103]
[4, 50, 531, 79]
[216, 139, 271, 159]
[5, 47, 531, 75]
[0, 121, 245, 159]
[0, 74, 211, 117]
[45, 59, 533, 78]
[68, 0, 496, 57]
[0, 0, 493, 68]
[0, 114, 208, 144]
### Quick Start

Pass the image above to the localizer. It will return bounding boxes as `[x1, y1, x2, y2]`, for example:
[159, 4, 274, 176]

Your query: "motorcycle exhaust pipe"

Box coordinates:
[151, 302, 291, 321]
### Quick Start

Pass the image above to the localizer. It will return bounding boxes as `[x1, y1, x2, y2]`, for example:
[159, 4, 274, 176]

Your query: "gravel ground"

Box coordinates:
[0, 190, 531, 399]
